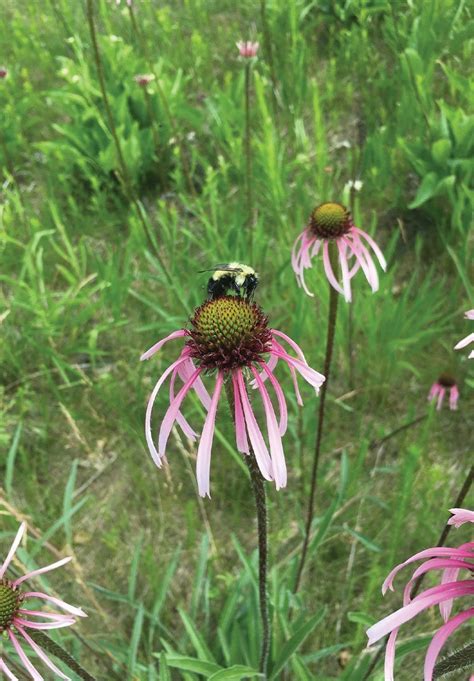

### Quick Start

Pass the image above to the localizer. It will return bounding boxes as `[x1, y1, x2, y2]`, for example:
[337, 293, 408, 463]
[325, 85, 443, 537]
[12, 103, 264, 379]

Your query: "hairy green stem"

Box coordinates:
[433, 642, 474, 679]
[225, 382, 270, 676]
[294, 243, 339, 593]
[362, 464, 474, 680]
[28, 630, 96, 681]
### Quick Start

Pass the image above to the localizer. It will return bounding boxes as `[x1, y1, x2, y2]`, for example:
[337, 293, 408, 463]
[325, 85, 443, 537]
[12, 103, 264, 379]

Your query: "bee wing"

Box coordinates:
[198, 264, 243, 273]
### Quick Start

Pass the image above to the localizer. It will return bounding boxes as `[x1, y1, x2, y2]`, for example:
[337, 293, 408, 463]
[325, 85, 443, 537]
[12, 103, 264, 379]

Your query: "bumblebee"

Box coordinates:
[201, 263, 259, 301]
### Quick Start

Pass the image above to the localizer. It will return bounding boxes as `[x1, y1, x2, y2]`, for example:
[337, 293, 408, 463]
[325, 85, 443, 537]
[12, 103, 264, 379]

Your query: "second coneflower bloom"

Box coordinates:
[428, 374, 459, 411]
[292, 202, 386, 301]
[0, 522, 87, 679]
[141, 296, 325, 497]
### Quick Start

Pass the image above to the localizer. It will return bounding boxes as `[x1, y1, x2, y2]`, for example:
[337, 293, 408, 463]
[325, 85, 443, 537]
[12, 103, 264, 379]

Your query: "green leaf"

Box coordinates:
[5, 422, 22, 499]
[347, 611, 376, 626]
[178, 608, 217, 662]
[345, 527, 381, 553]
[159, 653, 171, 681]
[127, 603, 144, 677]
[431, 138, 452, 165]
[208, 665, 262, 680]
[269, 609, 326, 679]
[157, 654, 221, 676]
[408, 172, 439, 208]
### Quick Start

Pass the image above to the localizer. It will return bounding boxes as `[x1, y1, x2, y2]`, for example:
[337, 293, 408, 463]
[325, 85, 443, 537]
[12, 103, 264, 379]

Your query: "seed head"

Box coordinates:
[308, 202, 352, 239]
[0, 579, 22, 632]
[187, 296, 272, 371]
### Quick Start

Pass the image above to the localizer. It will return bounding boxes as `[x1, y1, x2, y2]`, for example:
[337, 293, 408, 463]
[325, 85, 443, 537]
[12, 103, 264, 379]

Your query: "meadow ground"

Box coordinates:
[0, 1, 473, 679]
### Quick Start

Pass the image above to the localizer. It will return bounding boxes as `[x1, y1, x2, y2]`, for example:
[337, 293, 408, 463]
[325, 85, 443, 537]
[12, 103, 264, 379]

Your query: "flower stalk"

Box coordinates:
[244, 62, 253, 239]
[294, 242, 339, 593]
[28, 631, 96, 681]
[225, 382, 270, 677]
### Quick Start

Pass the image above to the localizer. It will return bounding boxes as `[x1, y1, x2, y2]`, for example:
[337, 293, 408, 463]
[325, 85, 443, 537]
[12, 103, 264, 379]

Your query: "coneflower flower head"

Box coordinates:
[236, 41, 259, 58]
[454, 309, 474, 359]
[134, 73, 154, 87]
[292, 201, 386, 302]
[141, 295, 325, 497]
[428, 374, 459, 411]
[366, 508, 474, 681]
[0, 67, 7, 79]
[0, 523, 86, 679]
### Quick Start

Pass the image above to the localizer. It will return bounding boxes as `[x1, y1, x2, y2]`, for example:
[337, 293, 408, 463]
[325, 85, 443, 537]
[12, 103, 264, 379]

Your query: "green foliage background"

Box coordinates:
[0, 0, 472, 679]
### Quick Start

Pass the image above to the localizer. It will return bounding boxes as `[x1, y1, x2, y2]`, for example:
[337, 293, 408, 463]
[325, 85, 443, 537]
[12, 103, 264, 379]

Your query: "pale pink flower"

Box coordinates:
[292, 202, 386, 302]
[0, 523, 86, 679]
[366, 508, 474, 681]
[141, 296, 325, 497]
[448, 508, 474, 528]
[428, 374, 459, 411]
[454, 309, 474, 359]
[133, 73, 154, 87]
[236, 41, 259, 58]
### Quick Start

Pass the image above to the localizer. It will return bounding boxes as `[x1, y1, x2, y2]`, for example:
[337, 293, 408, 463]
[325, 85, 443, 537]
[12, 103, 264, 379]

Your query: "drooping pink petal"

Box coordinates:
[0, 522, 26, 579]
[401, 558, 473, 607]
[196, 372, 223, 498]
[448, 509, 474, 527]
[251, 367, 287, 490]
[261, 362, 288, 436]
[15, 619, 76, 630]
[449, 385, 459, 410]
[15, 626, 71, 681]
[454, 332, 474, 350]
[384, 628, 399, 681]
[428, 383, 440, 401]
[439, 565, 461, 622]
[322, 240, 345, 297]
[271, 329, 307, 363]
[272, 349, 325, 391]
[232, 372, 249, 454]
[347, 231, 379, 292]
[0, 658, 19, 681]
[178, 359, 212, 410]
[465, 309, 474, 320]
[236, 369, 273, 481]
[337, 239, 352, 302]
[170, 364, 198, 441]
[367, 581, 474, 644]
[423, 608, 474, 681]
[158, 367, 202, 456]
[382, 546, 474, 594]
[21, 592, 87, 618]
[140, 329, 187, 361]
[8, 631, 44, 681]
[13, 557, 72, 588]
[145, 354, 191, 467]
[352, 226, 387, 270]
[436, 387, 446, 411]
[292, 231, 317, 297]
[18, 609, 77, 622]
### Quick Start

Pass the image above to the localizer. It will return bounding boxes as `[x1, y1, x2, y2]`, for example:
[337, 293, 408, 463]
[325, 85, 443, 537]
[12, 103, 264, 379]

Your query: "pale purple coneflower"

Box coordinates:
[292, 202, 386, 302]
[236, 41, 259, 58]
[133, 73, 154, 88]
[0, 523, 87, 680]
[454, 309, 474, 359]
[366, 508, 473, 681]
[0, 67, 7, 79]
[141, 295, 325, 497]
[428, 374, 459, 411]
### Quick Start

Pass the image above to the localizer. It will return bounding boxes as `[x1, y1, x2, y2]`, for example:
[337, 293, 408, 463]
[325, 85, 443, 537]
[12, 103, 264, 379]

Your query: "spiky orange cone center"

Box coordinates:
[188, 296, 272, 370]
[309, 202, 351, 239]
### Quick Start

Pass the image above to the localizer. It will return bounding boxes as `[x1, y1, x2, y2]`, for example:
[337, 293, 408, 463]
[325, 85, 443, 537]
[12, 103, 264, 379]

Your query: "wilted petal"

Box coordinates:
[140, 329, 187, 361]
[0, 522, 26, 579]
